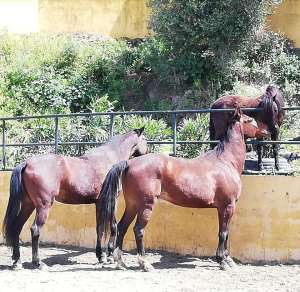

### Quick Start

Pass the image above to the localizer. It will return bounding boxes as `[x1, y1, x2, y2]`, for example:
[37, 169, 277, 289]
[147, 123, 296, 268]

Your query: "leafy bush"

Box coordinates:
[177, 114, 209, 158]
[3, 95, 114, 167]
[0, 34, 134, 116]
[1, 0, 300, 166]
[114, 114, 172, 153]
[147, 0, 300, 105]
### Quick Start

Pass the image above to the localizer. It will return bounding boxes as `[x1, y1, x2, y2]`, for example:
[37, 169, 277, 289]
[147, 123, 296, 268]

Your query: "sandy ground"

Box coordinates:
[0, 244, 300, 292]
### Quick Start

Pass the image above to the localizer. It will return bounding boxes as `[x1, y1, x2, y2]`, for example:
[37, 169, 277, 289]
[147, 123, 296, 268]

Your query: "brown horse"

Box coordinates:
[97, 110, 270, 271]
[2, 127, 148, 269]
[210, 85, 285, 170]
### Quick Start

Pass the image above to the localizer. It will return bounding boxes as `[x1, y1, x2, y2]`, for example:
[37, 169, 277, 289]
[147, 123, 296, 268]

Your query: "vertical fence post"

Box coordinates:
[172, 113, 177, 156]
[54, 117, 59, 154]
[2, 120, 6, 170]
[109, 113, 114, 138]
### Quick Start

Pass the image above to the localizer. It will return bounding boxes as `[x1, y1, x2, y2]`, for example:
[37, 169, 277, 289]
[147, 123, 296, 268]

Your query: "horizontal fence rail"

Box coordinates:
[1, 107, 300, 170]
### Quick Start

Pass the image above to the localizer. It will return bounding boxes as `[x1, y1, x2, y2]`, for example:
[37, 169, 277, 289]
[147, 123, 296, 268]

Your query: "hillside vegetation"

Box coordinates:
[0, 0, 299, 165]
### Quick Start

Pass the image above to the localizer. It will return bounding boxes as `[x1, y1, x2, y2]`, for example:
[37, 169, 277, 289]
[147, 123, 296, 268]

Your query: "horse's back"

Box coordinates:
[212, 95, 260, 109]
[22, 154, 100, 204]
[124, 153, 239, 208]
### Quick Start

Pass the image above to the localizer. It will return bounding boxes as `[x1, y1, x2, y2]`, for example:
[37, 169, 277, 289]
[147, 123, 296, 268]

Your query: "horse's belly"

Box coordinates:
[160, 190, 215, 208]
[56, 186, 99, 204]
[161, 173, 216, 208]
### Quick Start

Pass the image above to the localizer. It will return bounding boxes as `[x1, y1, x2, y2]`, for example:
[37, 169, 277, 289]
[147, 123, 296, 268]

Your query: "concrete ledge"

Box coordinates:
[1, 172, 300, 263]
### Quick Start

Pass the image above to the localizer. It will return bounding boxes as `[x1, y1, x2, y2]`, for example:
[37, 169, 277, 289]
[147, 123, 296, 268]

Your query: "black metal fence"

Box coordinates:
[1, 107, 300, 171]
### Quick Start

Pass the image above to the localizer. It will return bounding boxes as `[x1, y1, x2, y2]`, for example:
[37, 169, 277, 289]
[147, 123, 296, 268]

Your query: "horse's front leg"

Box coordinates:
[216, 202, 236, 270]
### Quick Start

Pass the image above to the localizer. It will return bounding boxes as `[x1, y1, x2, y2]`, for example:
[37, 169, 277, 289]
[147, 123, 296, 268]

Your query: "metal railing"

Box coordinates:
[1, 106, 300, 171]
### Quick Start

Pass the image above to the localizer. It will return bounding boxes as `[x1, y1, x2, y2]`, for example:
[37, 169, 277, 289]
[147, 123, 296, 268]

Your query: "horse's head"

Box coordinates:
[131, 126, 148, 157]
[242, 114, 271, 139]
[229, 108, 270, 139]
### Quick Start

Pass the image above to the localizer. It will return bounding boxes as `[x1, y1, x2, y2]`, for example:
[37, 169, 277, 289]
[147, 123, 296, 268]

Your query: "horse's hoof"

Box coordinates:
[98, 263, 104, 269]
[32, 261, 47, 270]
[219, 261, 230, 271]
[107, 255, 115, 264]
[112, 248, 127, 269]
[138, 255, 155, 272]
[225, 256, 236, 268]
[99, 253, 108, 264]
[113, 247, 122, 262]
[38, 263, 47, 271]
[12, 261, 23, 270]
[141, 262, 155, 272]
[115, 262, 127, 270]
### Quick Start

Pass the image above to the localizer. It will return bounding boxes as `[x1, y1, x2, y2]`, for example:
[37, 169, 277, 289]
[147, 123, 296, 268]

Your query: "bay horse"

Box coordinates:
[97, 109, 270, 271]
[210, 85, 285, 170]
[2, 127, 148, 269]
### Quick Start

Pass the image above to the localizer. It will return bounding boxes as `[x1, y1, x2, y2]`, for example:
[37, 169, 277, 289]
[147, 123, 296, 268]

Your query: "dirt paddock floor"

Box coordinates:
[0, 244, 300, 292]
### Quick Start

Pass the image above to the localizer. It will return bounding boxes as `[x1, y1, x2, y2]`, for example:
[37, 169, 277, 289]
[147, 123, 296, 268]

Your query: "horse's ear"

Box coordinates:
[134, 126, 145, 136]
[233, 107, 242, 121]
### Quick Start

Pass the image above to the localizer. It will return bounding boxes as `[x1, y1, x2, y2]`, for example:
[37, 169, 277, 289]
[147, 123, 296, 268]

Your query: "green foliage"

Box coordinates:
[177, 114, 209, 158]
[0, 34, 133, 116]
[3, 95, 115, 167]
[149, 0, 279, 55]
[114, 114, 172, 153]
[1, 0, 300, 165]
[148, 0, 300, 104]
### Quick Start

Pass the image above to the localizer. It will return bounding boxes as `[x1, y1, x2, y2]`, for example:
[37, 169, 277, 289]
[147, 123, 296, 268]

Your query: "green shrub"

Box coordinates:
[0, 34, 135, 116]
[114, 114, 172, 153]
[177, 114, 210, 158]
[147, 0, 300, 105]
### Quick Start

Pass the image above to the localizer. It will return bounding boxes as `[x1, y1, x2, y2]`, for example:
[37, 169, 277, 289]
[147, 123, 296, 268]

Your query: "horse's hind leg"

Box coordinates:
[12, 196, 35, 269]
[95, 209, 116, 264]
[216, 202, 236, 270]
[95, 203, 107, 264]
[134, 206, 155, 272]
[114, 205, 137, 269]
[107, 217, 117, 263]
[30, 206, 50, 269]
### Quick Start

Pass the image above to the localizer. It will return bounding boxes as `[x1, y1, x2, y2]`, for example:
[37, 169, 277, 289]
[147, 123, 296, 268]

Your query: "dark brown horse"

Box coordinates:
[210, 85, 285, 170]
[2, 127, 147, 269]
[97, 110, 270, 271]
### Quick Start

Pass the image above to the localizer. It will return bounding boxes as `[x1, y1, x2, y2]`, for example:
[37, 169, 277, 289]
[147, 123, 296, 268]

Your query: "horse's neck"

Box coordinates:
[107, 135, 135, 161]
[117, 136, 136, 159]
[85, 135, 135, 162]
[221, 126, 245, 174]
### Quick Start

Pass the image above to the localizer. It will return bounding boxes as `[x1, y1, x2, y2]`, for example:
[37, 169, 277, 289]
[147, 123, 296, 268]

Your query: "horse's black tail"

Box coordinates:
[98, 160, 129, 238]
[209, 115, 216, 149]
[2, 162, 26, 246]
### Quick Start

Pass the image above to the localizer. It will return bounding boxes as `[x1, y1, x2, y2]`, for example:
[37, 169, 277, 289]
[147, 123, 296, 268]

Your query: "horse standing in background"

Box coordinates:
[98, 109, 270, 271]
[210, 85, 285, 170]
[2, 127, 147, 269]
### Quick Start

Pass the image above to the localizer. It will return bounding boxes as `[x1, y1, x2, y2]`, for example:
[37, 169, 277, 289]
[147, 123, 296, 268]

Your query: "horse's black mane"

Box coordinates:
[261, 85, 284, 130]
[216, 115, 238, 155]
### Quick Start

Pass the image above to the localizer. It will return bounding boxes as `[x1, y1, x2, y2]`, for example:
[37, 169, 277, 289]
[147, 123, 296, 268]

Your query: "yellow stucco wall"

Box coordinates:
[1, 172, 300, 263]
[269, 0, 300, 47]
[38, 0, 150, 38]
